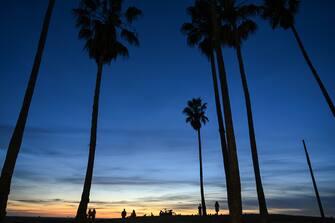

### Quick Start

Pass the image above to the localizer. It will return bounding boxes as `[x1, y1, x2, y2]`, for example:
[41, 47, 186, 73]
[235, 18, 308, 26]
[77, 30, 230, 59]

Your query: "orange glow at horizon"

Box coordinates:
[7, 200, 304, 219]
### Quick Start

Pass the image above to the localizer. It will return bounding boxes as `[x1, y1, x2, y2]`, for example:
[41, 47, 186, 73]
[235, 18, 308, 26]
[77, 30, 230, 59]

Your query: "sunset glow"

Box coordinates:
[0, 0, 334, 220]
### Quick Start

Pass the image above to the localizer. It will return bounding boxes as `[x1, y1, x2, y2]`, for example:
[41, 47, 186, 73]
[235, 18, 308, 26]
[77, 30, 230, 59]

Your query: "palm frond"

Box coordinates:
[125, 6, 142, 23]
[113, 41, 129, 58]
[181, 23, 194, 35]
[198, 38, 213, 58]
[238, 4, 261, 18]
[79, 28, 93, 39]
[237, 19, 257, 42]
[288, 0, 300, 14]
[111, 0, 122, 14]
[121, 28, 139, 46]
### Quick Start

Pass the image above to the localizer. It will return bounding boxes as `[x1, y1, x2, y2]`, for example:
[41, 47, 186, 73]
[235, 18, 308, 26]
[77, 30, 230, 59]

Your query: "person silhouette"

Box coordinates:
[131, 210, 136, 218]
[87, 209, 92, 220]
[198, 204, 202, 216]
[215, 201, 219, 215]
[92, 209, 96, 222]
[122, 209, 127, 219]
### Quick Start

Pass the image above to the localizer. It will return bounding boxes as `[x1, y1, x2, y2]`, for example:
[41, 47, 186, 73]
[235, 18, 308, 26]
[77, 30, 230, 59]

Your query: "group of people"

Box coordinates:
[87, 208, 96, 222]
[87, 202, 219, 220]
[198, 201, 220, 216]
[122, 209, 137, 219]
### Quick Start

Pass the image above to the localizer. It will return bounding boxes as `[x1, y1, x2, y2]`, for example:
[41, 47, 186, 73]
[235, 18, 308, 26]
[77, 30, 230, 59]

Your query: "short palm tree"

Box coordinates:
[183, 98, 209, 216]
[181, 1, 231, 213]
[219, 0, 268, 221]
[0, 0, 55, 220]
[262, 0, 335, 117]
[73, 0, 141, 221]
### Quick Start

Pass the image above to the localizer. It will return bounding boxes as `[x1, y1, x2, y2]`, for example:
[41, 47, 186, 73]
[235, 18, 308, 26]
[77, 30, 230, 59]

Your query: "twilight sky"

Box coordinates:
[0, 0, 334, 218]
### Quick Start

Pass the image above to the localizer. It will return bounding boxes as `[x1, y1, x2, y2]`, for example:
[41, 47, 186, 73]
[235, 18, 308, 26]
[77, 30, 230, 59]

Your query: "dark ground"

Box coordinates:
[4, 215, 335, 223]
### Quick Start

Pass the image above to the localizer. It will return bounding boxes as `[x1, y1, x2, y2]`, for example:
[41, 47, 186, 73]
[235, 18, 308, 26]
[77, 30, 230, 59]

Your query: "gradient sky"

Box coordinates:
[0, 0, 334, 218]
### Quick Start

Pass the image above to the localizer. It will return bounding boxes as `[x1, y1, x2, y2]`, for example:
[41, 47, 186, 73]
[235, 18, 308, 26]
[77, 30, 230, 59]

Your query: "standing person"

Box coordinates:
[122, 209, 127, 219]
[87, 209, 92, 220]
[92, 209, 96, 222]
[215, 201, 220, 215]
[198, 204, 202, 216]
[131, 210, 136, 218]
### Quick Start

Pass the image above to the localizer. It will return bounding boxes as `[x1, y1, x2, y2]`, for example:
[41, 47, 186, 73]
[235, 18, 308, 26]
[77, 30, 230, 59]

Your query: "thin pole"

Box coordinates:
[302, 140, 325, 218]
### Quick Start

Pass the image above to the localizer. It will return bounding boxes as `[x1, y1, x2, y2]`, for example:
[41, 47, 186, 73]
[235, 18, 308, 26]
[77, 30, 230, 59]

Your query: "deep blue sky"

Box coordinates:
[0, 0, 334, 218]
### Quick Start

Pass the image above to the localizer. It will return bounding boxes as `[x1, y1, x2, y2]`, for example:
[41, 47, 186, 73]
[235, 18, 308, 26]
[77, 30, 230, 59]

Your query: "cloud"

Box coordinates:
[0, 124, 194, 156]
[12, 198, 65, 204]
[2, 124, 335, 217]
[56, 175, 200, 187]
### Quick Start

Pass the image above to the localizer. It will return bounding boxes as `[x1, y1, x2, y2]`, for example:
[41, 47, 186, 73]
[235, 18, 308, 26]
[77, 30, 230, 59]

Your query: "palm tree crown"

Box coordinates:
[183, 98, 209, 131]
[181, 0, 215, 58]
[261, 0, 299, 29]
[181, 0, 259, 55]
[73, 0, 142, 64]
[218, 0, 259, 47]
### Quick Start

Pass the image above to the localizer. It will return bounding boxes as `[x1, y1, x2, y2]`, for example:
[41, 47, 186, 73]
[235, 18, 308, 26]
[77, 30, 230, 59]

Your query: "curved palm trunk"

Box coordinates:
[75, 61, 103, 223]
[0, 0, 55, 220]
[291, 25, 335, 117]
[209, 53, 232, 208]
[235, 45, 268, 222]
[210, 3, 242, 223]
[302, 140, 325, 218]
[197, 129, 207, 216]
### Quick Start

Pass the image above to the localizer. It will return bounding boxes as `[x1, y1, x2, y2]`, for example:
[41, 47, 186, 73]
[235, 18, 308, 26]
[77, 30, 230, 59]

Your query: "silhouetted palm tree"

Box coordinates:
[210, 1, 243, 222]
[262, 0, 335, 117]
[218, 1, 268, 222]
[182, 1, 243, 222]
[73, 0, 141, 221]
[0, 0, 55, 220]
[181, 3, 232, 214]
[302, 140, 325, 218]
[183, 98, 209, 216]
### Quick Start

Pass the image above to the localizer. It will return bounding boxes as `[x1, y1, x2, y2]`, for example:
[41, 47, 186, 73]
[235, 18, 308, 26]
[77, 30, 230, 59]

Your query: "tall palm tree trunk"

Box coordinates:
[197, 129, 207, 216]
[210, 3, 242, 223]
[236, 45, 268, 221]
[291, 25, 335, 117]
[215, 45, 243, 223]
[209, 52, 232, 208]
[0, 0, 55, 220]
[302, 140, 325, 218]
[75, 61, 103, 222]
